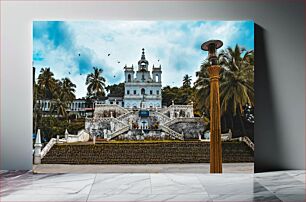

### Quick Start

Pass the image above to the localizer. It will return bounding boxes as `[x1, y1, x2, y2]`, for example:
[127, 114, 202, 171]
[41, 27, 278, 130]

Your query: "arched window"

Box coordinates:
[155, 74, 159, 81]
[141, 88, 145, 95]
[128, 74, 131, 82]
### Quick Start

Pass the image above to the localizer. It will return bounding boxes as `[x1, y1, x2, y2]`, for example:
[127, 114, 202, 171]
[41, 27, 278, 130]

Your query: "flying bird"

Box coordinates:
[117, 61, 120, 64]
[113, 75, 116, 78]
[158, 59, 160, 62]
[78, 53, 81, 56]
[108, 54, 111, 56]
[68, 72, 71, 74]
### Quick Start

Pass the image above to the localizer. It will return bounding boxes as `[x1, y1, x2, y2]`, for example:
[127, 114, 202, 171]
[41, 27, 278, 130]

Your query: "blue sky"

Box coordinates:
[33, 20, 254, 98]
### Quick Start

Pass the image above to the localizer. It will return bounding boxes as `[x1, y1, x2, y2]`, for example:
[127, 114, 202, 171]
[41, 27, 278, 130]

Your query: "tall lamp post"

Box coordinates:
[201, 40, 223, 173]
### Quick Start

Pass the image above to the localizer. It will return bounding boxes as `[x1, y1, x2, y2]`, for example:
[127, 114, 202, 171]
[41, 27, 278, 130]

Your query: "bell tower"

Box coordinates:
[152, 64, 162, 83]
[138, 48, 149, 71]
[124, 65, 134, 83]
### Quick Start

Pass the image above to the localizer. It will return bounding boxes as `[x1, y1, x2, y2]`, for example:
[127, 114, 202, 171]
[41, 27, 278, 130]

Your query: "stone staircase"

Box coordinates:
[163, 117, 202, 127]
[108, 125, 130, 140]
[151, 111, 171, 122]
[159, 125, 184, 140]
[116, 111, 134, 122]
[41, 141, 254, 164]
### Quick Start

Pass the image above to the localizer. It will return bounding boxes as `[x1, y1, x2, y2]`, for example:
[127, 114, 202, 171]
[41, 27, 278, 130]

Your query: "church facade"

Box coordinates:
[123, 49, 162, 109]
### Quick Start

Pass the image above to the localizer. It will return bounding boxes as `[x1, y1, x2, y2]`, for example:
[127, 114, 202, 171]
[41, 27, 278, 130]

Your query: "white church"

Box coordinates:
[123, 48, 162, 109]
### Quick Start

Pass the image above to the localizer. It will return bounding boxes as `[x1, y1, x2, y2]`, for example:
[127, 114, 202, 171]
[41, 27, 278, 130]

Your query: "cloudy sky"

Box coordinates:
[33, 20, 254, 98]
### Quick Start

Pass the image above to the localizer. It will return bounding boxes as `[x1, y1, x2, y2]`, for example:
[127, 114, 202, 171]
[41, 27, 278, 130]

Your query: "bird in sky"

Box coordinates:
[158, 59, 160, 62]
[78, 53, 81, 56]
[68, 72, 71, 74]
[108, 54, 111, 56]
[117, 61, 120, 64]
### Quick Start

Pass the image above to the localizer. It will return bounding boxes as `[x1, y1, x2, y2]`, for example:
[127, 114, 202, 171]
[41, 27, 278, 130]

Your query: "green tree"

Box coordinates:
[219, 45, 254, 116]
[219, 45, 254, 135]
[59, 78, 76, 102]
[182, 74, 192, 88]
[37, 68, 57, 99]
[86, 67, 106, 99]
[50, 98, 68, 118]
[195, 44, 254, 136]
[194, 62, 211, 115]
[105, 82, 125, 97]
[50, 78, 76, 118]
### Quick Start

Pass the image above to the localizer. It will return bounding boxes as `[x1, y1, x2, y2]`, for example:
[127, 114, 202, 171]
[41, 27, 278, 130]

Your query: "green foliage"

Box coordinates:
[68, 119, 85, 134]
[37, 68, 57, 99]
[162, 74, 195, 107]
[105, 82, 125, 97]
[194, 44, 254, 137]
[86, 67, 106, 99]
[182, 74, 192, 88]
[33, 68, 77, 132]
[37, 117, 85, 141]
[38, 116, 68, 141]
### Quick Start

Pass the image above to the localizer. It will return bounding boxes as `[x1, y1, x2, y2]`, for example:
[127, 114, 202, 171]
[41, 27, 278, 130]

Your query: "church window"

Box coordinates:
[141, 88, 145, 95]
[150, 90, 153, 95]
[155, 74, 159, 81]
[127, 90, 130, 95]
[157, 90, 160, 95]
[134, 90, 137, 95]
[128, 74, 131, 82]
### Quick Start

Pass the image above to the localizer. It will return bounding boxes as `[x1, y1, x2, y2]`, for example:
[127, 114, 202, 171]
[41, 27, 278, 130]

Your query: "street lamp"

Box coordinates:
[201, 39, 223, 173]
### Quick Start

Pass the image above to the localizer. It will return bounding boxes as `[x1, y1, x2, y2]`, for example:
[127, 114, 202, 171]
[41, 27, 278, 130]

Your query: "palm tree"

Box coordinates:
[37, 68, 57, 99]
[219, 45, 254, 135]
[219, 45, 254, 115]
[59, 78, 76, 102]
[182, 74, 192, 88]
[51, 78, 76, 118]
[50, 98, 68, 118]
[195, 44, 254, 135]
[86, 67, 106, 98]
[194, 61, 212, 115]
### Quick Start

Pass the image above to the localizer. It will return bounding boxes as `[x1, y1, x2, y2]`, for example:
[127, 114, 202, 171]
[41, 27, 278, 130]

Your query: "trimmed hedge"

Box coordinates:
[41, 141, 253, 164]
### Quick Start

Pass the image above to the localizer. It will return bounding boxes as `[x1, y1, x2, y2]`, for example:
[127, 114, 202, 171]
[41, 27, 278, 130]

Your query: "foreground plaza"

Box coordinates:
[1, 170, 305, 201]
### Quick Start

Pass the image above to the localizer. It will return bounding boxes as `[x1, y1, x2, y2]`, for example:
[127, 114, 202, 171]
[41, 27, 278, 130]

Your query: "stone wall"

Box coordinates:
[41, 141, 253, 164]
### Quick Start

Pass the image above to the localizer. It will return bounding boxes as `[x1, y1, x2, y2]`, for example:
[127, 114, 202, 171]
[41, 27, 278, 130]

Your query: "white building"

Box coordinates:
[38, 99, 87, 117]
[123, 49, 162, 109]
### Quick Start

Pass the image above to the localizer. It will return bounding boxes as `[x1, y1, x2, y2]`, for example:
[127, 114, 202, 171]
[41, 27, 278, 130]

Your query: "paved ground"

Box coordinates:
[1, 170, 305, 201]
[33, 163, 254, 173]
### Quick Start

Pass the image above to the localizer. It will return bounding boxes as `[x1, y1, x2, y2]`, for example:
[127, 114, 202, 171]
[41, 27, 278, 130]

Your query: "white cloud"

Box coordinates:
[34, 20, 253, 98]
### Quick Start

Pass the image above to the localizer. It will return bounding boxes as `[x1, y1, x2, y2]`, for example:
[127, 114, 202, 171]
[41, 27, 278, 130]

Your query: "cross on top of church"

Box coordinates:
[141, 48, 146, 60]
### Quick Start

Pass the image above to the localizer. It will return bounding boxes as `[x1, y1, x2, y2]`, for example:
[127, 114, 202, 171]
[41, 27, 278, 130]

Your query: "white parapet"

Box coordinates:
[66, 129, 90, 143]
[41, 138, 57, 159]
